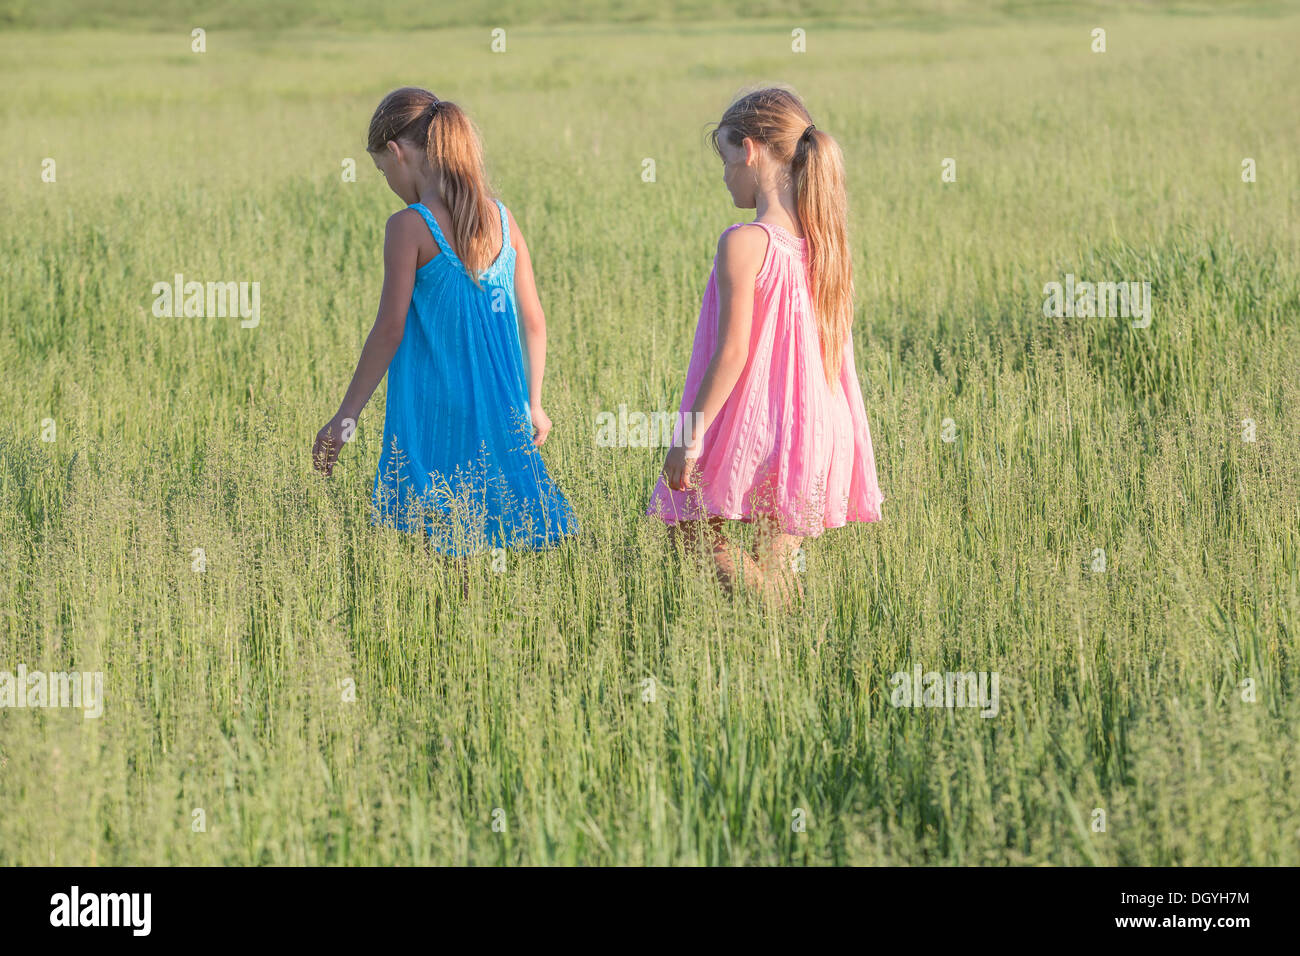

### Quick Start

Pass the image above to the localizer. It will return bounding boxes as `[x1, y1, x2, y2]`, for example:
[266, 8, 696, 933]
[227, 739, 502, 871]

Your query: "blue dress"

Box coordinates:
[372, 199, 578, 555]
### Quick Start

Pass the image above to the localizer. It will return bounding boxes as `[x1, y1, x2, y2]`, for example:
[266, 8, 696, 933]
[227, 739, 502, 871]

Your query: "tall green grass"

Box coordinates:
[1, 8, 1297, 864]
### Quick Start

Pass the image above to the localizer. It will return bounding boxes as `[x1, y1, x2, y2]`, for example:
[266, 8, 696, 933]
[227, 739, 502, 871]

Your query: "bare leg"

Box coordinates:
[751, 517, 804, 609]
[672, 517, 763, 596]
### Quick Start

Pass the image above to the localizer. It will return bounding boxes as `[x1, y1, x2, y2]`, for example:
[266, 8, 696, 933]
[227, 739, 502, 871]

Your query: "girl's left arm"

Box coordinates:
[312, 211, 421, 476]
[508, 208, 553, 447]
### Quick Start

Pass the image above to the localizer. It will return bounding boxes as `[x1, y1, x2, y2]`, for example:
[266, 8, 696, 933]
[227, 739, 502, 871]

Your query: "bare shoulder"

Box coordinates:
[385, 207, 427, 244]
[716, 222, 767, 273]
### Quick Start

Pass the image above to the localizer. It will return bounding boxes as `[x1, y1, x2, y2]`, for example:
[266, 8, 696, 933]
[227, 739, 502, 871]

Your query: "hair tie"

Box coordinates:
[802, 124, 816, 141]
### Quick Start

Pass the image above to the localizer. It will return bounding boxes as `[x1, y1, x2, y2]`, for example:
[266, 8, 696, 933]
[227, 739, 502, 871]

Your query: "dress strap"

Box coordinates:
[735, 221, 776, 277]
[409, 202, 457, 261]
[748, 220, 774, 242]
[495, 199, 510, 249]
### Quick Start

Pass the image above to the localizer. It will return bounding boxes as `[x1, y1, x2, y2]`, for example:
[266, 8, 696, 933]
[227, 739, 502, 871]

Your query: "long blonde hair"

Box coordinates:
[366, 86, 497, 280]
[711, 87, 853, 383]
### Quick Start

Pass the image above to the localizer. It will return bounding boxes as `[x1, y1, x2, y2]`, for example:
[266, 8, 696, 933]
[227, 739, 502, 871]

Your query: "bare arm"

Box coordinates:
[662, 225, 765, 491]
[509, 207, 553, 445]
[312, 210, 422, 475]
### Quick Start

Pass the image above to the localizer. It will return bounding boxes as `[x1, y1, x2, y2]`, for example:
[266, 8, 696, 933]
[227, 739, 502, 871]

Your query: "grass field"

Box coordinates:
[1, 4, 1298, 865]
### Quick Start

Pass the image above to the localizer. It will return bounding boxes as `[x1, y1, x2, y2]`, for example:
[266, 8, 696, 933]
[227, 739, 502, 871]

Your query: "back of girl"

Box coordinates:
[648, 86, 883, 605]
[313, 86, 577, 556]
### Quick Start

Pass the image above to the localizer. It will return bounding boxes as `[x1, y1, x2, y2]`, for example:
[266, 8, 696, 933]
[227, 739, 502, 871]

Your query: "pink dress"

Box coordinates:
[646, 221, 884, 537]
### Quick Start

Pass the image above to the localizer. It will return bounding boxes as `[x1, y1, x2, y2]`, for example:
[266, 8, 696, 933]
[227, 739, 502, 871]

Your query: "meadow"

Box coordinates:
[1, 3, 1298, 864]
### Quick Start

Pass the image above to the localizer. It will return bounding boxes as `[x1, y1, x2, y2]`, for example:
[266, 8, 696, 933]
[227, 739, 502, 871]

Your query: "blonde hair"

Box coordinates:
[367, 87, 497, 280]
[711, 87, 853, 383]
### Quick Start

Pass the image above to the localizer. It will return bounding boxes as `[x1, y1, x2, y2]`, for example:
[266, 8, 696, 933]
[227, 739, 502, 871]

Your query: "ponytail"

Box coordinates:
[425, 101, 497, 281]
[793, 128, 853, 384]
[367, 87, 497, 282]
[712, 87, 855, 384]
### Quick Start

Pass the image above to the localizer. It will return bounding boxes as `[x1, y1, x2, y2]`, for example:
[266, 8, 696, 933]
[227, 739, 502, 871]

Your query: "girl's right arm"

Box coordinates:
[662, 224, 766, 491]
[312, 210, 422, 476]
[508, 208, 553, 446]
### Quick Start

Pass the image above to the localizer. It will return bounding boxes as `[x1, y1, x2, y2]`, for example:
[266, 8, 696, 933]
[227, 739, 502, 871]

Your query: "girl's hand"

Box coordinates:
[313, 414, 354, 477]
[530, 404, 552, 447]
[662, 444, 697, 492]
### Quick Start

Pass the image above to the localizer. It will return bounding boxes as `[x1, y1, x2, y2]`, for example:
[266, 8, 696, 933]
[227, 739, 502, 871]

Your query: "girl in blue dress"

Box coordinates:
[313, 87, 577, 555]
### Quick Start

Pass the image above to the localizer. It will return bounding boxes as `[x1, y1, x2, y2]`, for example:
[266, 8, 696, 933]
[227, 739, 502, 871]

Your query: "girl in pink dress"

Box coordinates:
[647, 87, 884, 603]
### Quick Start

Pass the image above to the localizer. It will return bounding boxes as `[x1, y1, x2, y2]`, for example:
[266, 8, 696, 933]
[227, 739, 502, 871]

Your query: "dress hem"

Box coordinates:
[645, 501, 884, 538]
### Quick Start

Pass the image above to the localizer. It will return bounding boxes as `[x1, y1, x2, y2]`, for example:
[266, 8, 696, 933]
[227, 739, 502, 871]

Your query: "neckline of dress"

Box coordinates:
[411, 201, 512, 275]
[755, 220, 807, 258]
[758, 220, 806, 243]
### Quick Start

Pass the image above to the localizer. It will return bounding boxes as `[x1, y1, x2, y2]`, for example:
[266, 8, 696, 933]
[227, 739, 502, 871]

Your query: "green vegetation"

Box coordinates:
[1, 6, 1297, 864]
